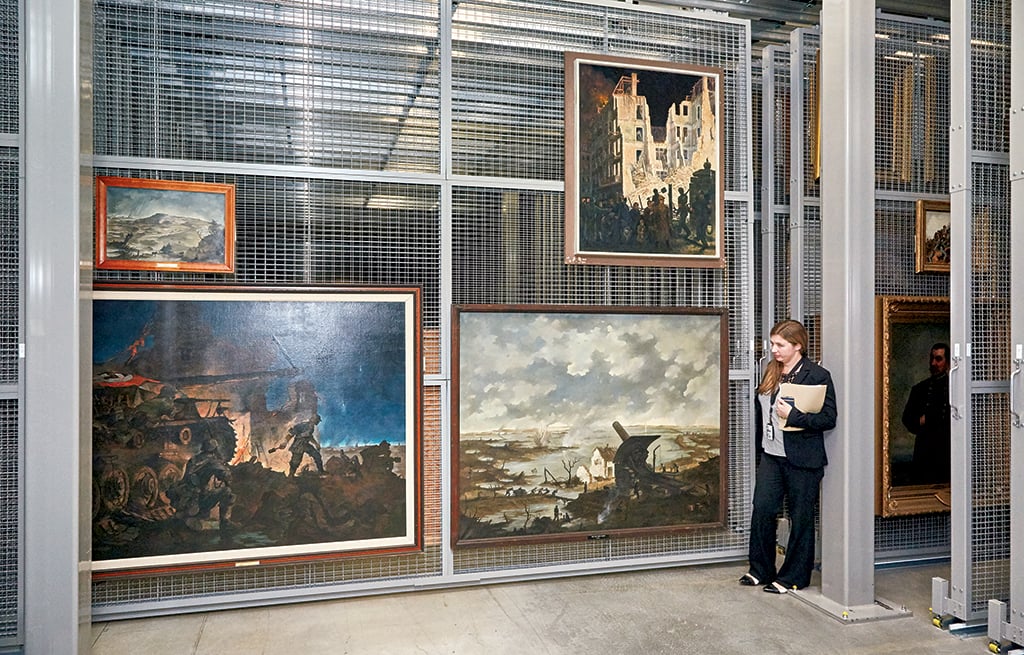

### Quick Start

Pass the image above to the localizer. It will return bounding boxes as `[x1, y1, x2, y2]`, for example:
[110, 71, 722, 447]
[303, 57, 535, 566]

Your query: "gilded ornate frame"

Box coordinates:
[875, 295, 951, 517]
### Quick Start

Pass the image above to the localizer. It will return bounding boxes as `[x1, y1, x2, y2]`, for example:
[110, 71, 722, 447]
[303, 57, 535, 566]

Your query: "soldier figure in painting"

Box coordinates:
[273, 413, 326, 477]
[360, 439, 398, 475]
[172, 437, 236, 531]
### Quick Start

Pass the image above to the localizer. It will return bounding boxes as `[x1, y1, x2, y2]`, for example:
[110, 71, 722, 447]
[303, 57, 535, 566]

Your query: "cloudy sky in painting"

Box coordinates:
[107, 186, 226, 225]
[457, 311, 722, 434]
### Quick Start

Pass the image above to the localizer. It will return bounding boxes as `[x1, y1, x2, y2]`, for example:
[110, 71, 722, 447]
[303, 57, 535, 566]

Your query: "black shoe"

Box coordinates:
[763, 581, 789, 594]
[738, 573, 760, 586]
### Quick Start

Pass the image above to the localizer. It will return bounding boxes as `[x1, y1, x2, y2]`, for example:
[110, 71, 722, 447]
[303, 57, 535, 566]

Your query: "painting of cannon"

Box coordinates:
[92, 284, 421, 574]
[451, 304, 728, 547]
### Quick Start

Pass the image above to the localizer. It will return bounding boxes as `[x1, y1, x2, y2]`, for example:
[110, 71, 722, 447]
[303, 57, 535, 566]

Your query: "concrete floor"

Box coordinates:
[91, 561, 991, 654]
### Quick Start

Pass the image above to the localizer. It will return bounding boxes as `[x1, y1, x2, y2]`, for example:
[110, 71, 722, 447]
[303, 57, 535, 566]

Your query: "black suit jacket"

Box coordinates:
[754, 356, 838, 469]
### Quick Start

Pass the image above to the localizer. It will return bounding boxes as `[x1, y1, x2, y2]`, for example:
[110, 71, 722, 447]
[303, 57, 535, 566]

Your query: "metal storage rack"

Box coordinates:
[87, 0, 758, 618]
[930, 0, 1014, 637]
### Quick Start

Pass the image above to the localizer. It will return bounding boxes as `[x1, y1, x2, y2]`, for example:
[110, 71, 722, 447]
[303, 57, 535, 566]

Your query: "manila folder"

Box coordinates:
[779, 382, 827, 431]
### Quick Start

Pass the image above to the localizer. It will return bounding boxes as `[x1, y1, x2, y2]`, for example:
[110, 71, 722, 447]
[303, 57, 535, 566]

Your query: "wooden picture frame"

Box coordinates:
[875, 295, 950, 517]
[915, 199, 951, 274]
[91, 284, 422, 575]
[564, 52, 725, 268]
[96, 177, 236, 273]
[452, 304, 728, 547]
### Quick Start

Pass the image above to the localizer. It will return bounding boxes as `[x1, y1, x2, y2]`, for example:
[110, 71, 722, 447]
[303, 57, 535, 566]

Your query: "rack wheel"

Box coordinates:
[988, 640, 1013, 654]
[931, 613, 958, 630]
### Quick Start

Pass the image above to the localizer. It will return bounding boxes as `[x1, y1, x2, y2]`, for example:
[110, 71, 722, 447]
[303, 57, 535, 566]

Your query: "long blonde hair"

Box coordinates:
[757, 319, 809, 394]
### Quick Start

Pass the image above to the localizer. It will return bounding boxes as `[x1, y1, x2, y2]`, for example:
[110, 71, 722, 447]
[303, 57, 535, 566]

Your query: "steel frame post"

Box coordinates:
[23, 0, 89, 650]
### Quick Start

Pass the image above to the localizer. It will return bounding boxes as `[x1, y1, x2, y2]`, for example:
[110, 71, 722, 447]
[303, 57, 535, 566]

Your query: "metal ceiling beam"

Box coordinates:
[632, 0, 950, 54]
[647, 0, 823, 24]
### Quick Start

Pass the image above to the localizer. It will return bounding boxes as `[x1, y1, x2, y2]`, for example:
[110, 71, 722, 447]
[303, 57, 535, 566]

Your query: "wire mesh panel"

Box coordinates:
[874, 200, 951, 298]
[450, 0, 751, 195]
[752, 63, 762, 216]
[933, 0, 1013, 622]
[790, 29, 820, 357]
[970, 1, 1010, 154]
[767, 48, 791, 211]
[875, 16, 951, 196]
[970, 392, 1011, 613]
[449, 0, 753, 575]
[759, 47, 790, 344]
[91, 0, 449, 613]
[771, 212, 790, 326]
[875, 514, 950, 557]
[970, 162, 1011, 383]
[0, 0, 15, 134]
[0, 0, 17, 643]
[0, 399, 16, 642]
[962, 0, 1011, 618]
[796, 31, 819, 201]
[93, 0, 442, 173]
[751, 63, 762, 344]
[90, 0, 756, 612]
[724, 202, 755, 373]
[799, 204, 821, 361]
[92, 168, 444, 373]
[449, 193, 752, 370]
[0, 149, 17, 385]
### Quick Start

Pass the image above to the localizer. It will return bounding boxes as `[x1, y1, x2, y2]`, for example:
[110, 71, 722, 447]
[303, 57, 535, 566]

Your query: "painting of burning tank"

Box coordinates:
[92, 285, 421, 573]
[452, 305, 727, 546]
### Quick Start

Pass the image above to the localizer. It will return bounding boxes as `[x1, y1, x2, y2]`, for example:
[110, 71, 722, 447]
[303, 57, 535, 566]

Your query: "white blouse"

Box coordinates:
[758, 391, 787, 457]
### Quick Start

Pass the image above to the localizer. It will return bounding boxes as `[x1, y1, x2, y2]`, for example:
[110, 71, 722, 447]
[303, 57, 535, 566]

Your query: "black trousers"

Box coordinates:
[747, 453, 824, 589]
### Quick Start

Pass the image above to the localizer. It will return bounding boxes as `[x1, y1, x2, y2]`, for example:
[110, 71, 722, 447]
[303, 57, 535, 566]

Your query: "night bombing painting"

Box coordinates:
[452, 305, 728, 547]
[564, 52, 724, 268]
[91, 286, 421, 573]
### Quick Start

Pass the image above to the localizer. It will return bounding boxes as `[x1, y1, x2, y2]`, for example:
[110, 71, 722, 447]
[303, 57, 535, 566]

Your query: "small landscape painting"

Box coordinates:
[452, 305, 728, 547]
[96, 177, 236, 273]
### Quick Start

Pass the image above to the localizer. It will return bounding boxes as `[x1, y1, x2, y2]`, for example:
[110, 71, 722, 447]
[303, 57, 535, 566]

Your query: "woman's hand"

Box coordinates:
[775, 398, 792, 420]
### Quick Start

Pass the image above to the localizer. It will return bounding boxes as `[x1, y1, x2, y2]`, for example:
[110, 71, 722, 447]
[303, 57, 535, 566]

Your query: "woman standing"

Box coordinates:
[739, 319, 837, 594]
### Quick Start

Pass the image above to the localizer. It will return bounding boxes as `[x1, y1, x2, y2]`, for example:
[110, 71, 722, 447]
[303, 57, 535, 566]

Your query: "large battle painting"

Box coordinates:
[92, 286, 421, 573]
[452, 305, 728, 547]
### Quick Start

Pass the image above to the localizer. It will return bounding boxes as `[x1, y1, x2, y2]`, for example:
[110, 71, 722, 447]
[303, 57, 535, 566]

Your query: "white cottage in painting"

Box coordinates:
[576, 446, 616, 485]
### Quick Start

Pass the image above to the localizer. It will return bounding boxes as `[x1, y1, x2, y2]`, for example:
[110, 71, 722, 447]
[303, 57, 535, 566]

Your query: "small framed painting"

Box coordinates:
[96, 177, 236, 273]
[914, 199, 950, 274]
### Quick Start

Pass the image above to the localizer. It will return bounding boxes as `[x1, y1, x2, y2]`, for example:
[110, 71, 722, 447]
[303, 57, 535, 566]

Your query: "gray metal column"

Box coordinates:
[23, 0, 88, 650]
[988, 0, 1024, 647]
[787, 33, 807, 320]
[795, 0, 897, 621]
